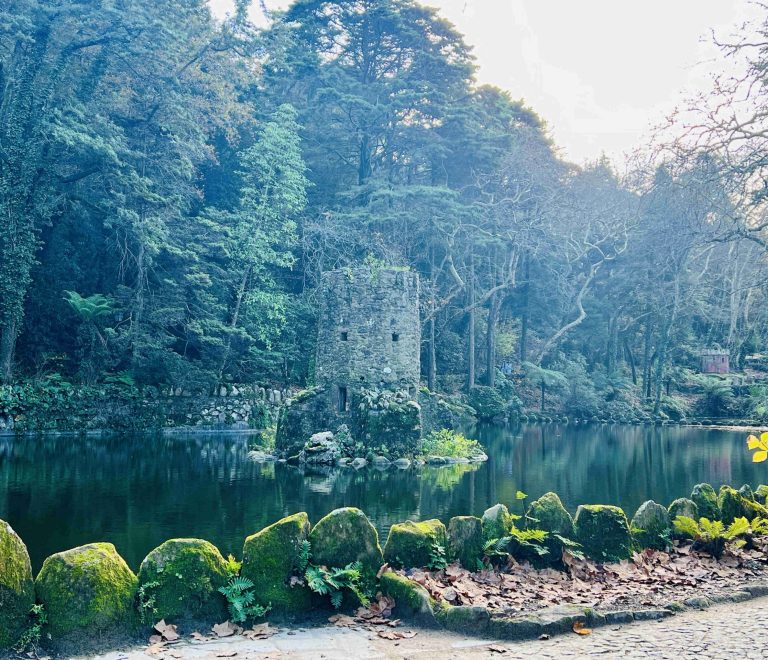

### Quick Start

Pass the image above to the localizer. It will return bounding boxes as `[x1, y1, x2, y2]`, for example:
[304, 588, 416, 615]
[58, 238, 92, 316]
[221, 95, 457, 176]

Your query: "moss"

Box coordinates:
[668, 498, 698, 521]
[241, 513, 312, 614]
[481, 503, 514, 541]
[738, 484, 755, 501]
[691, 483, 719, 520]
[378, 572, 439, 625]
[630, 501, 671, 550]
[383, 519, 447, 569]
[0, 520, 34, 649]
[35, 542, 138, 644]
[137, 538, 230, 624]
[574, 505, 632, 562]
[309, 508, 383, 594]
[526, 492, 574, 559]
[755, 485, 768, 505]
[447, 517, 483, 570]
[718, 485, 767, 523]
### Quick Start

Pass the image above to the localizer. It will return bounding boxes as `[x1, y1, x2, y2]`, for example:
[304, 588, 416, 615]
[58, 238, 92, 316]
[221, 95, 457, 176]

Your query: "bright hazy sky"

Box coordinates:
[209, 0, 760, 165]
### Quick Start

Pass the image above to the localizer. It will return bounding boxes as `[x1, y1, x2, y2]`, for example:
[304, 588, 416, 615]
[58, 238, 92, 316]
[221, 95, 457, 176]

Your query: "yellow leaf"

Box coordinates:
[748, 435, 761, 450]
[572, 621, 592, 635]
[760, 431, 768, 444]
[753, 450, 768, 463]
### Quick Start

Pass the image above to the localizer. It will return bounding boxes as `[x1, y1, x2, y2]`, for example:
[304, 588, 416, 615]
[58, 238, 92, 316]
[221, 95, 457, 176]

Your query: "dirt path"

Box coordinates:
[89, 596, 768, 660]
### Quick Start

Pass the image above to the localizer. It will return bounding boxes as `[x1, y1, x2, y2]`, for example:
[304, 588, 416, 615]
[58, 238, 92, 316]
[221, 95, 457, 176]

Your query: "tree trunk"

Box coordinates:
[642, 318, 653, 400]
[428, 314, 437, 391]
[519, 251, 530, 362]
[624, 336, 637, 385]
[0, 321, 16, 384]
[486, 291, 499, 387]
[467, 261, 475, 390]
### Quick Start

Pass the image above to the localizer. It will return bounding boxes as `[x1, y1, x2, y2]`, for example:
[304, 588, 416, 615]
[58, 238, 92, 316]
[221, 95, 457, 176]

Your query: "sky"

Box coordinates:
[209, 0, 760, 165]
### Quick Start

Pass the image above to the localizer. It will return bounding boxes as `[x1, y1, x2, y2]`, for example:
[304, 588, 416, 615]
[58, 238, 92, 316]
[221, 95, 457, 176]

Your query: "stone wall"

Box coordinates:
[315, 267, 420, 412]
[0, 385, 285, 433]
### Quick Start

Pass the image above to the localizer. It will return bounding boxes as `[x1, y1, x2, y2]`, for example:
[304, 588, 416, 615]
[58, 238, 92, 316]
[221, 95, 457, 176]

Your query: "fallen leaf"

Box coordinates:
[572, 621, 592, 636]
[190, 631, 209, 642]
[216, 652, 238, 658]
[487, 645, 508, 654]
[328, 614, 357, 627]
[212, 621, 238, 638]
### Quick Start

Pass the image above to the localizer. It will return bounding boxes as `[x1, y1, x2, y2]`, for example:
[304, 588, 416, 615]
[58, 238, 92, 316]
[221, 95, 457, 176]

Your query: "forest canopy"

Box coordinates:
[3, 0, 768, 420]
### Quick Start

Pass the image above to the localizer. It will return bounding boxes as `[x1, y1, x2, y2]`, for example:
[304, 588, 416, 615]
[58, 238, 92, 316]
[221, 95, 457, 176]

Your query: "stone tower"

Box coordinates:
[315, 267, 420, 412]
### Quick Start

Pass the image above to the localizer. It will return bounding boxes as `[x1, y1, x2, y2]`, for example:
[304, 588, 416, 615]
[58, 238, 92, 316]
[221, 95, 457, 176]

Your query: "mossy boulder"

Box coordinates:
[718, 485, 766, 523]
[631, 501, 671, 550]
[241, 512, 312, 614]
[275, 387, 332, 457]
[384, 519, 447, 569]
[378, 571, 441, 626]
[35, 542, 138, 644]
[755, 484, 768, 504]
[481, 503, 514, 541]
[527, 492, 576, 560]
[0, 520, 34, 649]
[447, 516, 483, 570]
[691, 483, 719, 520]
[137, 538, 230, 624]
[668, 498, 697, 521]
[574, 505, 632, 562]
[467, 386, 506, 420]
[309, 508, 383, 594]
[739, 484, 755, 501]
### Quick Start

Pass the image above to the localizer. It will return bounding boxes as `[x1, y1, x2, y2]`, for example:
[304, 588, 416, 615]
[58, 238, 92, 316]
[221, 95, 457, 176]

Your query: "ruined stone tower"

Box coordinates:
[315, 267, 421, 413]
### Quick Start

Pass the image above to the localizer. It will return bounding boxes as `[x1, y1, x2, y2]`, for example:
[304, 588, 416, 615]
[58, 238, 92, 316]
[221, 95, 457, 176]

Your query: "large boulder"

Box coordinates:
[481, 503, 514, 541]
[35, 543, 138, 644]
[574, 505, 632, 562]
[351, 390, 422, 457]
[718, 485, 766, 523]
[527, 492, 575, 560]
[631, 501, 671, 550]
[668, 498, 698, 522]
[137, 538, 230, 624]
[384, 519, 448, 569]
[447, 516, 483, 570]
[0, 520, 34, 649]
[691, 483, 719, 520]
[299, 431, 342, 465]
[275, 387, 333, 457]
[241, 513, 312, 614]
[755, 484, 768, 505]
[309, 508, 383, 594]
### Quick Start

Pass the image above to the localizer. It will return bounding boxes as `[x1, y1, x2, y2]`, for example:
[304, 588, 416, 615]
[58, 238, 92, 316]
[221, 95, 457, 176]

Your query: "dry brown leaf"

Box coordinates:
[216, 652, 238, 658]
[487, 645, 508, 654]
[145, 644, 167, 656]
[328, 614, 356, 627]
[190, 631, 209, 642]
[212, 621, 238, 638]
[572, 621, 592, 636]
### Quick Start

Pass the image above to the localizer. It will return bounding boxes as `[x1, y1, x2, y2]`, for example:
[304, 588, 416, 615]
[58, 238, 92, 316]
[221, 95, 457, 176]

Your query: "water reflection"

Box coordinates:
[0, 424, 761, 571]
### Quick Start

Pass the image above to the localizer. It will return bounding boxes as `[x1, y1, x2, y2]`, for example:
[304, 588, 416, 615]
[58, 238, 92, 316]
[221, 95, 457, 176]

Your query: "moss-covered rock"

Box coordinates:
[718, 485, 766, 523]
[275, 387, 333, 457]
[0, 520, 34, 649]
[668, 498, 698, 522]
[738, 484, 755, 501]
[137, 538, 230, 624]
[35, 542, 138, 643]
[574, 505, 632, 562]
[631, 501, 671, 550]
[384, 519, 447, 569]
[309, 508, 383, 594]
[481, 503, 514, 541]
[241, 513, 312, 614]
[755, 484, 768, 505]
[691, 483, 719, 520]
[526, 492, 575, 561]
[447, 517, 483, 570]
[378, 571, 442, 626]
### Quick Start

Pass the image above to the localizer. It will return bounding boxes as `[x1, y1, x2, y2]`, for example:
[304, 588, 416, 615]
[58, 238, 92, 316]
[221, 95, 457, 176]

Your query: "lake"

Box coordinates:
[0, 423, 762, 571]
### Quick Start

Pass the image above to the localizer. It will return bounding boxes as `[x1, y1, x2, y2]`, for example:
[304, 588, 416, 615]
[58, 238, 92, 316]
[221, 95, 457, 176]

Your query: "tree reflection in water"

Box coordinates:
[0, 424, 759, 571]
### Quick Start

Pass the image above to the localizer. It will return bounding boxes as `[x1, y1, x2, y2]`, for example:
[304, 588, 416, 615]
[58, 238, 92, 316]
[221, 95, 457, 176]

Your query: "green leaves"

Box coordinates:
[218, 576, 271, 623]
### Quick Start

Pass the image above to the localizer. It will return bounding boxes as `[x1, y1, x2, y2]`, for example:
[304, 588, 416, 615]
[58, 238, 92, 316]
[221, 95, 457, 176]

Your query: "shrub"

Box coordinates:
[420, 429, 484, 459]
[672, 516, 750, 559]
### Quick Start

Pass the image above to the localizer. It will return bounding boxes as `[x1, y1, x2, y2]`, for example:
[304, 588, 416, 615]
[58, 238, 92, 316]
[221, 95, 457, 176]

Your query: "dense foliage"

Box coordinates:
[4, 0, 768, 420]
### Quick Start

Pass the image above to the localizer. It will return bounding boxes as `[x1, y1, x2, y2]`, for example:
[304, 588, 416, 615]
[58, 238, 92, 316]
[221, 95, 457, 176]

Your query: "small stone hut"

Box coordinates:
[315, 267, 421, 412]
[700, 349, 729, 375]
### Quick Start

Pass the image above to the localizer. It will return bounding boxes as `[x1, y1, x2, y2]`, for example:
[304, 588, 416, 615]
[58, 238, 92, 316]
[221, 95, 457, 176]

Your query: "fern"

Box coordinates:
[303, 561, 369, 609]
[428, 542, 448, 570]
[218, 577, 271, 623]
[672, 515, 751, 559]
[296, 540, 311, 573]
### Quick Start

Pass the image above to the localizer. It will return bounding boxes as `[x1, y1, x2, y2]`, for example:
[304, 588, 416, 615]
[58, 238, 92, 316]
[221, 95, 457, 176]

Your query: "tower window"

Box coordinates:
[338, 385, 348, 412]
[392, 332, 399, 342]
[340, 331, 348, 341]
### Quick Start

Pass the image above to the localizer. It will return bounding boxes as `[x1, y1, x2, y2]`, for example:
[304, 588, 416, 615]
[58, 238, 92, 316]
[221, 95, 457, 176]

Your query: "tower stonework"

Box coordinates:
[315, 268, 420, 412]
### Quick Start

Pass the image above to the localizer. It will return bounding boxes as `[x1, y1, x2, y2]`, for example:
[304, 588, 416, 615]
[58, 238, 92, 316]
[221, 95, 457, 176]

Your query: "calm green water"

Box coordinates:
[0, 423, 762, 571]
